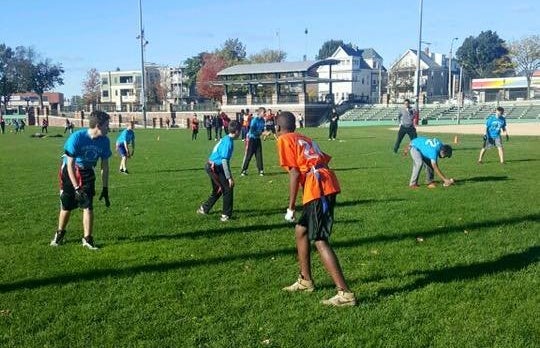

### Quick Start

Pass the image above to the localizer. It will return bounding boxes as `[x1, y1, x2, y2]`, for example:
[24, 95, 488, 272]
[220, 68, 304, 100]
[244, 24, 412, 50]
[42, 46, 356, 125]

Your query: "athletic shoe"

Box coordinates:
[123, 169, 130, 174]
[321, 290, 356, 307]
[50, 230, 66, 246]
[220, 214, 230, 222]
[409, 184, 420, 189]
[282, 277, 315, 292]
[82, 236, 98, 250]
[427, 182, 437, 189]
[259, 171, 264, 176]
[119, 169, 124, 173]
[196, 206, 206, 215]
[240, 171, 247, 176]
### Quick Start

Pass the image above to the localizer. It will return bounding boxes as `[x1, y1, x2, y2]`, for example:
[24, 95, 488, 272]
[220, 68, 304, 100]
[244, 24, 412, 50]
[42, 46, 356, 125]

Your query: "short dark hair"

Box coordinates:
[441, 144, 452, 158]
[496, 106, 504, 113]
[88, 110, 110, 128]
[404, 99, 411, 104]
[277, 111, 296, 132]
[228, 120, 241, 133]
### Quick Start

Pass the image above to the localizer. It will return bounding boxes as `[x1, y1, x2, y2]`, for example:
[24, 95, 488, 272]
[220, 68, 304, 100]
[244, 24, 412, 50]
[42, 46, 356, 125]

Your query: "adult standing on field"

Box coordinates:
[240, 107, 266, 176]
[393, 99, 417, 153]
[50, 110, 111, 250]
[406, 136, 454, 188]
[191, 113, 199, 140]
[328, 108, 339, 140]
[41, 118, 49, 133]
[116, 121, 135, 174]
[276, 111, 356, 307]
[0, 115, 5, 134]
[478, 106, 509, 164]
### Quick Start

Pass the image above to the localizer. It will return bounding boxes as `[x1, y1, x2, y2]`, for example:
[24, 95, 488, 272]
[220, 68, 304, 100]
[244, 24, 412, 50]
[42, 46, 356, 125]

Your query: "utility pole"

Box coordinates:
[138, 0, 147, 128]
[414, 0, 424, 110]
[448, 37, 458, 102]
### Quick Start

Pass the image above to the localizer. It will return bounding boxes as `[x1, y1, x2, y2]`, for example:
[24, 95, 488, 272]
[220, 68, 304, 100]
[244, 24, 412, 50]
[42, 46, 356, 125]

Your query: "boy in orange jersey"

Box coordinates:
[276, 111, 356, 307]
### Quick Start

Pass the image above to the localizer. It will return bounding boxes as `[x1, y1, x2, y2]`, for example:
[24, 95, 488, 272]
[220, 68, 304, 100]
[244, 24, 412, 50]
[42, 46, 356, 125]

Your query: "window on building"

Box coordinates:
[119, 76, 133, 84]
[102, 91, 109, 98]
[115, 90, 118, 96]
[114, 77, 118, 84]
[120, 89, 131, 96]
[102, 78, 108, 85]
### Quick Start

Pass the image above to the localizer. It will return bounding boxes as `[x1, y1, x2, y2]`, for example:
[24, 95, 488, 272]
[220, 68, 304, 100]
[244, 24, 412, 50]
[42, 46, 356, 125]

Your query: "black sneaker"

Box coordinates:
[82, 236, 98, 250]
[50, 230, 66, 246]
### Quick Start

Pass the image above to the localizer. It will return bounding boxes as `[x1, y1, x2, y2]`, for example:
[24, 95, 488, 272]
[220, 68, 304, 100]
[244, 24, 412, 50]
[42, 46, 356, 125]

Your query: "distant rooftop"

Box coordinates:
[217, 59, 340, 76]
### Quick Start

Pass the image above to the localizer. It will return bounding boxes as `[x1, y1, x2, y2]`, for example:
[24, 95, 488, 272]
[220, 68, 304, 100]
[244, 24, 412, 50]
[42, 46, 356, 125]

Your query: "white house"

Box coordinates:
[317, 45, 384, 103]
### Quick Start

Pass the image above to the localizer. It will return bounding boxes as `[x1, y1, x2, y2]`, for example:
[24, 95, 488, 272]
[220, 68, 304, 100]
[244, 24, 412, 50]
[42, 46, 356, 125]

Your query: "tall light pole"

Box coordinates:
[448, 37, 458, 102]
[414, 0, 424, 109]
[138, 0, 147, 128]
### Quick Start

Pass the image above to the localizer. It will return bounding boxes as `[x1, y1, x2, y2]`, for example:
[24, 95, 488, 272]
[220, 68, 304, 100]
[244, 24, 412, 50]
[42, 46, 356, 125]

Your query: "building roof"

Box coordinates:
[217, 59, 340, 76]
[338, 45, 382, 60]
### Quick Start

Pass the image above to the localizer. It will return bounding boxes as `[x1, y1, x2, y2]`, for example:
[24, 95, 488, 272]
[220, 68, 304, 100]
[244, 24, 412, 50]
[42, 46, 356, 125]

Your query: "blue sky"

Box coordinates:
[2, 0, 538, 98]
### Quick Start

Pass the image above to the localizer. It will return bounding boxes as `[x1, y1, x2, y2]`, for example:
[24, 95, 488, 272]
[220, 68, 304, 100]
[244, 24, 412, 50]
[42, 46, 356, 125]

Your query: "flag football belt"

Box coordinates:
[310, 164, 329, 214]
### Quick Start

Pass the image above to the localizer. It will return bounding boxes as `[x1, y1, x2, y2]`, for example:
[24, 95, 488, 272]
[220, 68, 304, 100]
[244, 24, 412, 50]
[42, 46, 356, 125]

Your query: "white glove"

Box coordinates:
[284, 208, 295, 222]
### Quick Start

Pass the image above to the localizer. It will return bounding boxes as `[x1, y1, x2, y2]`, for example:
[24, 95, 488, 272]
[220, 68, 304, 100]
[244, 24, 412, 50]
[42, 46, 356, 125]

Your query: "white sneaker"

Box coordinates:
[259, 171, 264, 176]
[282, 277, 315, 292]
[50, 230, 66, 246]
[321, 290, 356, 307]
[197, 206, 206, 215]
[240, 171, 247, 176]
[220, 214, 230, 222]
[82, 237, 99, 250]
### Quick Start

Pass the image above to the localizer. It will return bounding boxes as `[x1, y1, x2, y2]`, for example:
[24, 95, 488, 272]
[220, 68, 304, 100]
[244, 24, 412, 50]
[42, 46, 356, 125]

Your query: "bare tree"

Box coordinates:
[509, 35, 540, 99]
[82, 68, 101, 108]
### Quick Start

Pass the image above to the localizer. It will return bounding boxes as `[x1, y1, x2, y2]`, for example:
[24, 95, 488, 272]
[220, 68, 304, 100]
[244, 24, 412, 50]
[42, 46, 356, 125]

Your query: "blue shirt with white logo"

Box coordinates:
[208, 134, 234, 164]
[64, 129, 112, 168]
[486, 115, 506, 139]
[116, 128, 135, 145]
[411, 137, 442, 162]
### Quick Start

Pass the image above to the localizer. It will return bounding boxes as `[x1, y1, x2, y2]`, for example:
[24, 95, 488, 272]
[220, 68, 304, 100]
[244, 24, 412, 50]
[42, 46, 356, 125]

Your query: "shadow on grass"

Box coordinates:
[0, 214, 537, 293]
[333, 213, 539, 249]
[375, 246, 540, 298]
[116, 218, 363, 242]
[505, 158, 540, 163]
[458, 175, 509, 183]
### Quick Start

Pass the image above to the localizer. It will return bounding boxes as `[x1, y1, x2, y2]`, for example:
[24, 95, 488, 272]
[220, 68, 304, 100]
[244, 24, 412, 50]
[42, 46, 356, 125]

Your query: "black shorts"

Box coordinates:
[59, 164, 96, 210]
[297, 194, 337, 241]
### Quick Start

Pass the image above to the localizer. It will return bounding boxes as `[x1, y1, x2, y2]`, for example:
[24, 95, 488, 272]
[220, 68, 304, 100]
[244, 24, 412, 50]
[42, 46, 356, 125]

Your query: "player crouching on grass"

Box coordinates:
[116, 121, 135, 174]
[197, 121, 241, 222]
[276, 111, 356, 307]
[405, 136, 454, 189]
[50, 110, 112, 250]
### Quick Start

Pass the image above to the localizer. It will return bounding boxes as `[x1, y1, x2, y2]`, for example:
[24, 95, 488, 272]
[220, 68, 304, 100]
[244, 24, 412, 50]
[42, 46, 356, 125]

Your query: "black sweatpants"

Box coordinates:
[202, 162, 233, 217]
[240, 137, 263, 173]
[393, 125, 417, 153]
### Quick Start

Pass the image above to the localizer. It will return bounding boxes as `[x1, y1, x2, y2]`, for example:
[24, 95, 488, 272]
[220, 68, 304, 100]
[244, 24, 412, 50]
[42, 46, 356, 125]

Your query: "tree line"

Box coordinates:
[0, 44, 64, 114]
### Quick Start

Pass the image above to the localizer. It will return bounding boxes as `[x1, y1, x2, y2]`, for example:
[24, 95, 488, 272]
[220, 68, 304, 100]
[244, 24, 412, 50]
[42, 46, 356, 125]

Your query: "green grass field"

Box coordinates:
[0, 125, 539, 347]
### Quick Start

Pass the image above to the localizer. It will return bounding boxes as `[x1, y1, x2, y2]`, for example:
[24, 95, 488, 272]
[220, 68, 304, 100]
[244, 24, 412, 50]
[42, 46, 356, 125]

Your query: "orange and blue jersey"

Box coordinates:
[277, 132, 340, 205]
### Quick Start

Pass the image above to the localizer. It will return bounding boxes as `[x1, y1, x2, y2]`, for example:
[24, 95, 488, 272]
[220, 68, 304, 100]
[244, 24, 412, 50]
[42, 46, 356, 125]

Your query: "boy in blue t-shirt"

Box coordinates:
[407, 136, 454, 188]
[50, 111, 112, 250]
[197, 120, 241, 221]
[116, 121, 135, 174]
[478, 106, 509, 164]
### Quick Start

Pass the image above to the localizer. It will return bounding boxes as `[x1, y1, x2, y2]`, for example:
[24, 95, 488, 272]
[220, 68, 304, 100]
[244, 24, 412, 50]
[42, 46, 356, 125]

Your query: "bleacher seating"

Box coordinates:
[339, 101, 540, 123]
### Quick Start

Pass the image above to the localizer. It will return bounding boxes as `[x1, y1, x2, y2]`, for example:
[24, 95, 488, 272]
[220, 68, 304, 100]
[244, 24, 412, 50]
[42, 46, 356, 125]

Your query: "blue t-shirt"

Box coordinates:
[411, 137, 442, 162]
[486, 115, 506, 139]
[116, 128, 135, 145]
[208, 134, 234, 164]
[247, 116, 265, 139]
[64, 129, 112, 168]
